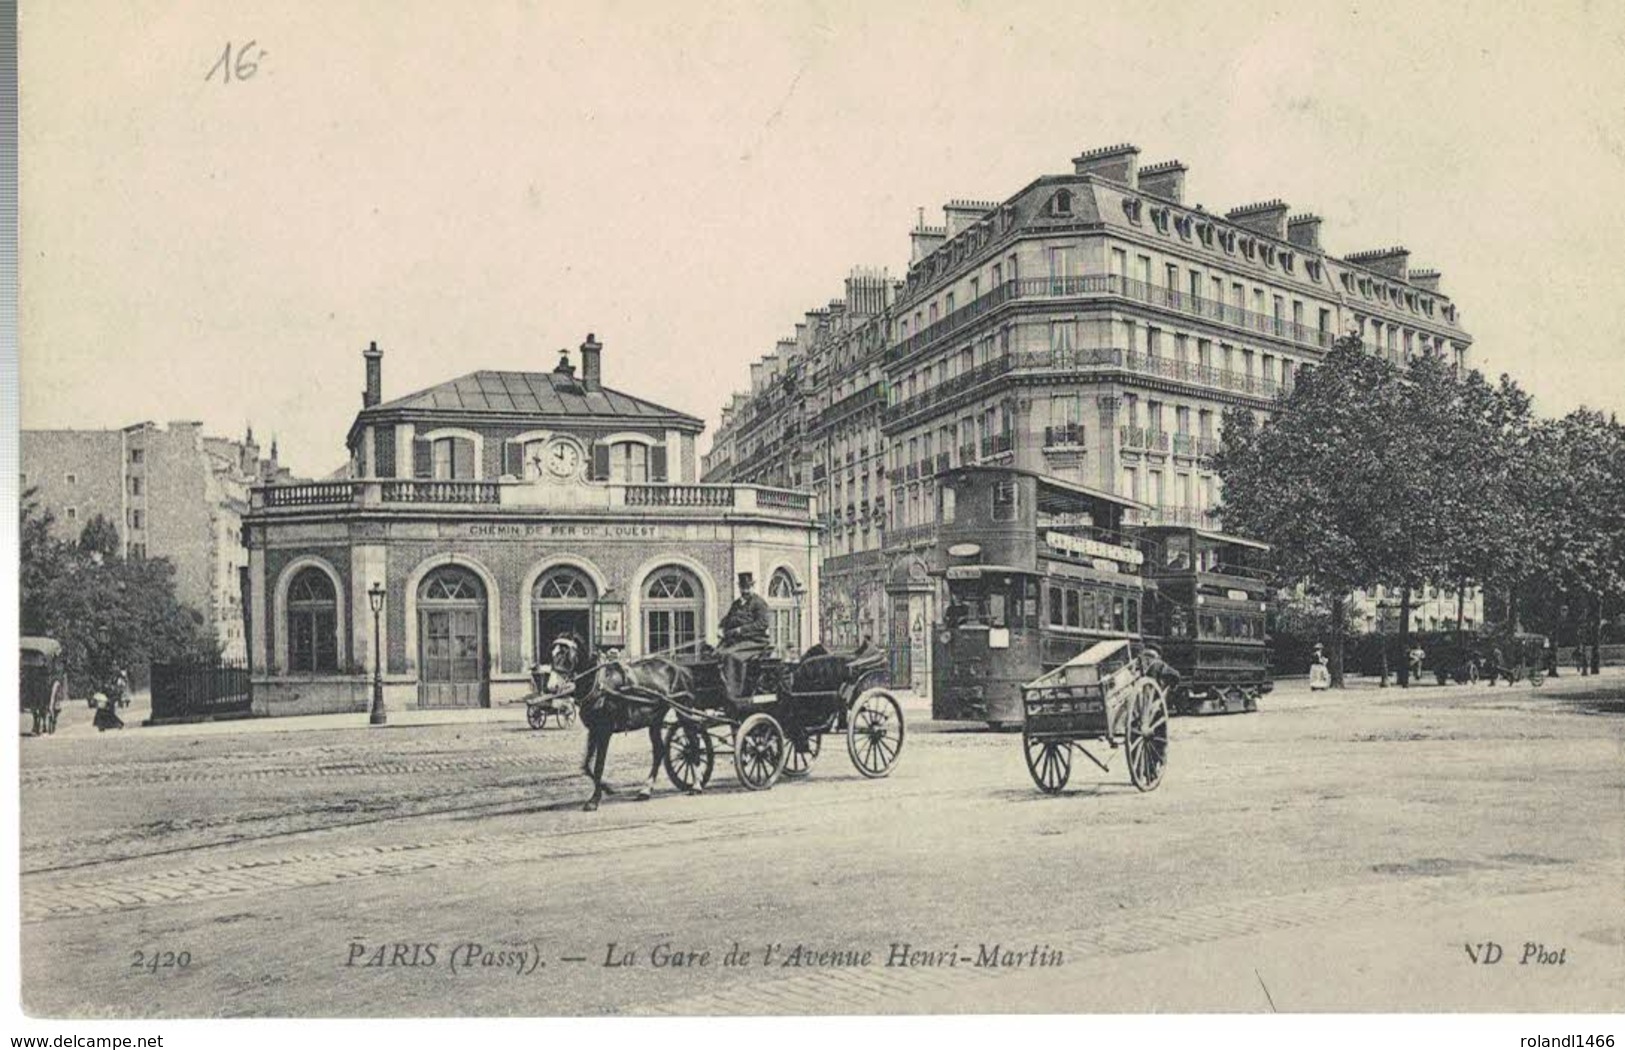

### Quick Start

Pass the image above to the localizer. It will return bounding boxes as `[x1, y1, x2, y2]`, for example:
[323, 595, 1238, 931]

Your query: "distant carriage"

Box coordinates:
[20, 637, 67, 736]
[1019, 638, 1169, 794]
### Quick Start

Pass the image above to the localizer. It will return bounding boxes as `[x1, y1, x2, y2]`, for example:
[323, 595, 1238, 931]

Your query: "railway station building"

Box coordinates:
[242, 337, 820, 717]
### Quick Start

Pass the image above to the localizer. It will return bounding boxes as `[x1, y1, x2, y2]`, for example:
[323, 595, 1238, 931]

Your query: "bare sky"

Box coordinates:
[20, 0, 1625, 477]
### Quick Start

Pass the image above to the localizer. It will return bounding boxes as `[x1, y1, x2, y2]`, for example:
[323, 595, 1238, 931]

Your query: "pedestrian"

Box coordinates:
[1408, 644, 1425, 685]
[1574, 645, 1588, 677]
[91, 691, 123, 732]
[115, 668, 132, 708]
[1309, 643, 1330, 691]
[1484, 645, 1504, 687]
[1544, 638, 1559, 678]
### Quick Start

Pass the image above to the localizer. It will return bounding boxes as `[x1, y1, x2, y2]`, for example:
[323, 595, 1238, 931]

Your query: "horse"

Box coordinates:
[542, 633, 696, 812]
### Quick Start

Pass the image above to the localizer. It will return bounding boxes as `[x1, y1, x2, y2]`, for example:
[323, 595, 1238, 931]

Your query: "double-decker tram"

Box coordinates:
[930, 466, 1151, 729]
[1138, 526, 1273, 714]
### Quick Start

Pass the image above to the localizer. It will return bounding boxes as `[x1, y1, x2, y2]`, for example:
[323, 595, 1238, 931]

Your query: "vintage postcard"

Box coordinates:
[9, 0, 1624, 1041]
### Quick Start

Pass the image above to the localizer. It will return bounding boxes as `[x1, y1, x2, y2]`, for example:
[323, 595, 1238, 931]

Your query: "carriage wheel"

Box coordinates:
[526, 705, 547, 730]
[783, 731, 822, 779]
[1023, 733, 1072, 794]
[847, 688, 905, 779]
[1126, 680, 1169, 792]
[559, 702, 578, 728]
[662, 721, 715, 793]
[734, 713, 788, 791]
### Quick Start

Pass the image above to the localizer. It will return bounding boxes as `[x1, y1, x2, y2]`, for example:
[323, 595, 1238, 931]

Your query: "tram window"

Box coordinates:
[1064, 589, 1080, 627]
[1165, 536, 1192, 571]
[1080, 590, 1098, 630]
[1169, 607, 1191, 638]
[988, 592, 1007, 627]
[992, 481, 1018, 522]
[1113, 596, 1127, 632]
[1048, 585, 1064, 626]
[1127, 598, 1140, 633]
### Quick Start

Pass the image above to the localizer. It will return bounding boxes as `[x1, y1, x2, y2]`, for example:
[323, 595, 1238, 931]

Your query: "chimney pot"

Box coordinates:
[362, 340, 383, 408]
[580, 333, 603, 392]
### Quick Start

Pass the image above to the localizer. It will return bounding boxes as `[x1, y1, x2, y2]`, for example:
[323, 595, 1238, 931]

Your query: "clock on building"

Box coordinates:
[543, 437, 584, 479]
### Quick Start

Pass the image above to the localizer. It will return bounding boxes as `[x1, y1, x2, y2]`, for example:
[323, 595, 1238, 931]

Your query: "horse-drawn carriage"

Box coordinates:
[657, 644, 903, 793]
[20, 637, 67, 737]
[1019, 638, 1170, 794]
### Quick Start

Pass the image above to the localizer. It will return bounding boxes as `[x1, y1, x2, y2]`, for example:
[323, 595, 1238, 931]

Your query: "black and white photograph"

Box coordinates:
[6, 0, 1624, 1043]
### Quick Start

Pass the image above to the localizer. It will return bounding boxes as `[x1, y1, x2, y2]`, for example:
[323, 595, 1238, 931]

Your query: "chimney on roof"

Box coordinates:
[1226, 200, 1290, 240]
[580, 333, 602, 392]
[1072, 143, 1140, 187]
[1409, 269, 1442, 292]
[554, 349, 575, 377]
[1138, 160, 1187, 204]
[362, 340, 383, 408]
[1346, 246, 1411, 279]
[1286, 214, 1322, 251]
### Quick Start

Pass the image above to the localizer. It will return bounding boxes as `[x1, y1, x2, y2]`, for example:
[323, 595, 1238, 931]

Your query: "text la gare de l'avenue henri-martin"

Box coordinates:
[345, 940, 1066, 973]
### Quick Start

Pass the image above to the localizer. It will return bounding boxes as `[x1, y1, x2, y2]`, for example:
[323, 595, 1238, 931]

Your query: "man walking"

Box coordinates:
[718, 572, 772, 701]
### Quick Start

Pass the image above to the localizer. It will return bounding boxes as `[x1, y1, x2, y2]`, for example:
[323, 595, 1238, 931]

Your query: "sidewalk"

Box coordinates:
[26, 686, 934, 741]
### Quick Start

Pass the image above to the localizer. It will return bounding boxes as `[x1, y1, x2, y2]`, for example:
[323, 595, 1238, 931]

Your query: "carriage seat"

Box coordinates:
[791, 644, 887, 694]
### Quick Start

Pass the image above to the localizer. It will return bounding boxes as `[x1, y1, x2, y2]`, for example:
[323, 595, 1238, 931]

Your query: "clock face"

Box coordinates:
[545, 439, 582, 478]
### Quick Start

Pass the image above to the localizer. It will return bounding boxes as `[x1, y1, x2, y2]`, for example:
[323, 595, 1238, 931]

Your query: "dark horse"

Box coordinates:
[543, 633, 696, 812]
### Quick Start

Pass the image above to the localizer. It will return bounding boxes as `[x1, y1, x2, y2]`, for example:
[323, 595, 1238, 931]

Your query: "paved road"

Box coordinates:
[18, 675, 1625, 1017]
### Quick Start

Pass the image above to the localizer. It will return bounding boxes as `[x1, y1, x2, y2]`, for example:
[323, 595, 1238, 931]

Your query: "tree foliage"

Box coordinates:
[19, 490, 219, 695]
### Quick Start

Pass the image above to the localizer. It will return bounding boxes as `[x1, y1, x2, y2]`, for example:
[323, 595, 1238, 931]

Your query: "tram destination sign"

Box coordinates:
[1043, 530, 1144, 566]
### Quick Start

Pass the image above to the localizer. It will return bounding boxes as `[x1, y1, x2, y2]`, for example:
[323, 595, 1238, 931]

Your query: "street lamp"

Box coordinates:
[368, 582, 387, 726]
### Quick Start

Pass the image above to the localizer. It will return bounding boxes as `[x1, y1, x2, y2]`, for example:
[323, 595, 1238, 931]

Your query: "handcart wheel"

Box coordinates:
[526, 704, 547, 730]
[662, 721, 715, 793]
[1023, 733, 1072, 794]
[734, 713, 788, 791]
[1126, 680, 1169, 792]
[783, 731, 822, 779]
[560, 702, 578, 728]
[847, 688, 905, 778]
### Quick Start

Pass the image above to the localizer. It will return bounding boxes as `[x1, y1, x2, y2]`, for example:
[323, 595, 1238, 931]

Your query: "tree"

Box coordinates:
[1213, 336, 1404, 686]
[19, 496, 219, 694]
[77, 513, 122, 561]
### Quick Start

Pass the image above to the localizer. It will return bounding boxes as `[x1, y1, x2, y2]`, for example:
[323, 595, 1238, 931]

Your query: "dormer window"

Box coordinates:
[1051, 189, 1074, 216]
[1282, 251, 1296, 274]
[1174, 215, 1194, 241]
[1240, 238, 1256, 261]
[1306, 260, 1321, 282]
[1150, 206, 1171, 234]
[1219, 229, 1236, 254]
[1262, 245, 1277, 267]
[1121, 197, 1143, 224]
[1196, 222, 1214, 248]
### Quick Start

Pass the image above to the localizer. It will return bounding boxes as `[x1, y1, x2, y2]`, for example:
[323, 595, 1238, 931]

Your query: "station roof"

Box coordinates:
[360, 370, 703, 428]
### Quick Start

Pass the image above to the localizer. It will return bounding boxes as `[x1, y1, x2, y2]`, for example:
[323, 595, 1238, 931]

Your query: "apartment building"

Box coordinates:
[21, 422, 295, 661]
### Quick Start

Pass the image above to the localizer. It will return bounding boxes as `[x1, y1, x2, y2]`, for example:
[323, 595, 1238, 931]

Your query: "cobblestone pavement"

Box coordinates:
[17, 673, 1625, 1016]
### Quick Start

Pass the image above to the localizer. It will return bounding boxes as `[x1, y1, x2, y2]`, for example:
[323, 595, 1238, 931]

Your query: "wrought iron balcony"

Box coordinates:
[887, 273, 1337, 370]
[1118, 426, 1171, 453]
[1044, 423, 1085, 449]
[980, 432, 1014, 457]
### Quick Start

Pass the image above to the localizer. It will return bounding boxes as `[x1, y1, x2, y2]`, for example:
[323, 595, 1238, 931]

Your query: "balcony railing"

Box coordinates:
[958, 443, 978, 464]
[980, 433, 1014, 458]
[1129, 505, 1221, 529]
[251, 480, 811, 518]
[1119, 427, 1171, 453]
[883, 346, 1287, 432]
[935, 451, 951, 473]
[625, 484, 735, 508]
[383, 480, 501, 504]
[815, 381, 887, 432]
[261, 482, 359, 508]
[888, 273, 1338, 369]
[918, 458, 934, 478]
[1044, 423, 1085, 449]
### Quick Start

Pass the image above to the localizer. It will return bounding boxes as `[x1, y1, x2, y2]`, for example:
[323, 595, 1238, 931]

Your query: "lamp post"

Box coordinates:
[368, 582, 387, 725]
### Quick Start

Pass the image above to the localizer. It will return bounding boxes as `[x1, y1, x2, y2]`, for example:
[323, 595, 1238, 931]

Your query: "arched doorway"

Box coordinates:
[533, 566, 596, 665]
[418, 565, 487, 708]
[767, 568, 801, 658]
[643, 566, 703, 658]
[286, 567, 340, 674]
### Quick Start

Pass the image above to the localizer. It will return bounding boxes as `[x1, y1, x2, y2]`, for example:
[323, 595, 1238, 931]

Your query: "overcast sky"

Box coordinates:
[21, 0, 1625, 477]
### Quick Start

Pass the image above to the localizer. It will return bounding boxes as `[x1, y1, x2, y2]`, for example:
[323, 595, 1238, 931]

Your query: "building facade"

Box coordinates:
[705, 143, 1480, 685]
[21, 422, 291, 661]
[244, 337, 819, 717]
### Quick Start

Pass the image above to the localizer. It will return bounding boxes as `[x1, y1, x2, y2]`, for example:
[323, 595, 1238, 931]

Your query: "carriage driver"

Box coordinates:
[718, 571, 773, 700]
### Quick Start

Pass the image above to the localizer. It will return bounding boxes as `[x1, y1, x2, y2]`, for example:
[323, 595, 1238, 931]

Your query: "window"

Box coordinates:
[130, 509, 144, 530]
[129, 476, 142, 496]
[128, 449, 144, 465]
[65, 506, 78, 522]
[612, 442, 650, 483]
[1049, 320, 1076, 353]
[767, 569, 801, 658]
[644, 567, 702, 657]
[992, 480, 1018, 522]
[430, 437, 477, 480]
[65, 473, 77, 485]
[287, 568, 339, 673]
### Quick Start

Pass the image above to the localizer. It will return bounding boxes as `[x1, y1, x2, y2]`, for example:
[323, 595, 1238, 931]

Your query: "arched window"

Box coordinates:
[418, 566, 486, 705]
[643, 567, 702, 657]
[532, 567, 597, 662]
[767, 569, 801, 658]
[287, 567, 338, 673]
